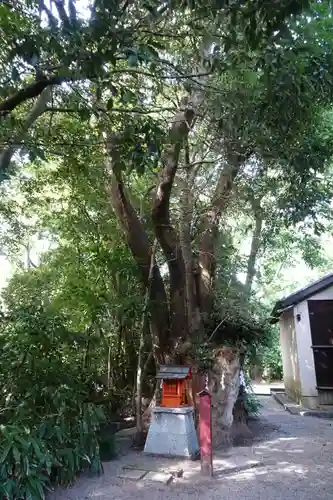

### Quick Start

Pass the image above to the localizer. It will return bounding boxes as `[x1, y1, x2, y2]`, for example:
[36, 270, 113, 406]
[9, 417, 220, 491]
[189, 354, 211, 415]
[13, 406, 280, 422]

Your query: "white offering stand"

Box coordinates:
[144, 406, 199, 458]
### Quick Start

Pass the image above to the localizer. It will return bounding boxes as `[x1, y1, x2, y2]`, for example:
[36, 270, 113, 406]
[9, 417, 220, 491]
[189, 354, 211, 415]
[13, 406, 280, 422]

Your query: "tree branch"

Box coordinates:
[179, 140, 202, 337]
[53, 0, 71, 28]
[45, 105, 175, 115]
[244, 192, 264, 295]
[0, 76, 63, 117]
[0, 87, 52, 174]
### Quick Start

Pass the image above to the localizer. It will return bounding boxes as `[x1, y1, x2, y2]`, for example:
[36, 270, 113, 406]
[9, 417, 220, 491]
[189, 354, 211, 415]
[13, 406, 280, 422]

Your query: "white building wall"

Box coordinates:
[309, 286, 333, 301]
[283, 284, 333, 409]
[293, 301, 318, 408]
[279, 309, 301, 401]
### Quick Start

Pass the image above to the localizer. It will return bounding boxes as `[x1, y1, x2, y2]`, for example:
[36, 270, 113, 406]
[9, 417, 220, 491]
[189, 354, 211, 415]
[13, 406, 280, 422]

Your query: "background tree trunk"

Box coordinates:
[245, 204, 263, 296]
[135, 239, 157, 436]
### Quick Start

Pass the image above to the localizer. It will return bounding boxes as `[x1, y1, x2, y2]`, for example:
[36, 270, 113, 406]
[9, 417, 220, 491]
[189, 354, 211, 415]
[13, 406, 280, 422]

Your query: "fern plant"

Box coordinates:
[243, 377, 263, 419]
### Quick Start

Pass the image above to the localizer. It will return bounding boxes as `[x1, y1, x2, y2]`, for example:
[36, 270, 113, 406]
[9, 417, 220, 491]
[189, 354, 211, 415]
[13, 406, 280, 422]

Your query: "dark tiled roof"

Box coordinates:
[270, 273, 333, 323]
[156, 365, 191, 379]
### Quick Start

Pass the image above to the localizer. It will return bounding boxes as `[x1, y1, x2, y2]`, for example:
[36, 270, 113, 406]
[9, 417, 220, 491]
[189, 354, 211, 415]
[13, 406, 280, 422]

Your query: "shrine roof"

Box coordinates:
[156, 365, 191, 379]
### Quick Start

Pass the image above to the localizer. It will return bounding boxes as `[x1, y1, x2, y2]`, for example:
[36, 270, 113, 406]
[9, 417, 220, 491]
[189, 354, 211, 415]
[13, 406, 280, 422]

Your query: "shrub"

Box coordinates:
[262, 332, 283, 381]
[0, 398, 106, 499]
[0, 425, 52, 500]
[245, 326, 283, 382]
[0, 302, 108, 499]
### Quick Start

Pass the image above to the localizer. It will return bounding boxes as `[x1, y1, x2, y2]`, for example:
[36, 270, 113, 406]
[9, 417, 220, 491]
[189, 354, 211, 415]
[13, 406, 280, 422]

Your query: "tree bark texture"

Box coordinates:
[209, 347, 240, 449]
[178, 145, 202, 338]
[105, 160, 170, 363]
[151, 98, 197, 346]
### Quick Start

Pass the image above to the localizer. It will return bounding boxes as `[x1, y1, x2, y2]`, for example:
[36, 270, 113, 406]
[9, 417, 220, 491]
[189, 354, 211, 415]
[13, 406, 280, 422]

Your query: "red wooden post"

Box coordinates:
[198, 387, 213, 477]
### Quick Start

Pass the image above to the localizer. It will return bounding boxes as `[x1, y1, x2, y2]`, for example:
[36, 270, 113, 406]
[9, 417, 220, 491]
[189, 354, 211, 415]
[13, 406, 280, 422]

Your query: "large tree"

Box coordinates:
[2, 0, 333, 446]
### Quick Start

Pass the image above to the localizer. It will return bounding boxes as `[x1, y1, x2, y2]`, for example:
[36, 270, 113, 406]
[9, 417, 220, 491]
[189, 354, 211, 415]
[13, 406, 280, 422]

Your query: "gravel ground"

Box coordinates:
[49, 396, 333, 500]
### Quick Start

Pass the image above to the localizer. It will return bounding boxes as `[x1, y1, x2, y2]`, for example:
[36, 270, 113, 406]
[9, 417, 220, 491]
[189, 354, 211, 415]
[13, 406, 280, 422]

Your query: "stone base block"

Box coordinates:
[144, 406, 199, 459]
[301, 395, 319, 410]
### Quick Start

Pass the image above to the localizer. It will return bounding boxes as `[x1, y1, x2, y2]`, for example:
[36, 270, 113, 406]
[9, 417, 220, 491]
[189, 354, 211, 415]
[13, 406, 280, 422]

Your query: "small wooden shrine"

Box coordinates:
[144, 364, 199, 458]
[156, 365, 192, 408]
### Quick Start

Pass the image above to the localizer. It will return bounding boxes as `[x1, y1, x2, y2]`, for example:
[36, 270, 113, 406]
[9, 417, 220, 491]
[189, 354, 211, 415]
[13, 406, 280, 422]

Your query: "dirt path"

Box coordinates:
[49, 397, 333, 500]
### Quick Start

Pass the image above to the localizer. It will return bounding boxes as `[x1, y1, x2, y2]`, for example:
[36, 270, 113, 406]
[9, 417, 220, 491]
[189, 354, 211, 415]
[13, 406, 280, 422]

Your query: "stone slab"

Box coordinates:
[122, 464, 184, 477]
[299, 409, 333, 419]
[143, 471, 173, 485]
[272, 391, 333, 418]
[117, 468, 147, 480]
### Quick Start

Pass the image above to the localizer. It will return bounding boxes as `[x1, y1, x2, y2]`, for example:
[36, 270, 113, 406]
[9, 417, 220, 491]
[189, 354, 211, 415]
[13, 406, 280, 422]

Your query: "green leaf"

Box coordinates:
[11, 67, 20, 81]
[122, 89, 137, 104]
[27, 475, 45, 500]
[1, 478, 16, 500]
[145, 44, 159, 60]
[12, 446, 20, 464]
[67, 449, 75, 471]
[136, 163, 145, 176]
[23, 454, 30, 476]
[38, 423, 47, 439]
[79, 108, 91, 121]
[106, 97, 113, 110]
[127, 54, 138, 67]
[31, 438, 43, 461]
[0, 443, 12, 464]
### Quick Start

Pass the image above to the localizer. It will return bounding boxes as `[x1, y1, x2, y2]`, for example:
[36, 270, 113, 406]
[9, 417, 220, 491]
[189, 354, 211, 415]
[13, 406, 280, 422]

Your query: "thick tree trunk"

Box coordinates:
[151, 98, 197, 347]
[198, 154, 245, 320]
[178, 146, 202, 338]
[105, 160, 170, 363]
[209, 347, 240, 449]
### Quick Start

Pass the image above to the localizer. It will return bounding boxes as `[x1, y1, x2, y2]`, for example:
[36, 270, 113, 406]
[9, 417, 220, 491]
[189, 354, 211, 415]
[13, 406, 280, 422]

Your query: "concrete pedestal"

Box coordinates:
[144, 406, 199, 458]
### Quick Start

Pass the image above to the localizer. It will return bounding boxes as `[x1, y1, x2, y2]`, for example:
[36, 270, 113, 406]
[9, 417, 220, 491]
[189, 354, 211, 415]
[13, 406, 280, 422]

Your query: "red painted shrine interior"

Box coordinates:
[160, 366, 192, 408]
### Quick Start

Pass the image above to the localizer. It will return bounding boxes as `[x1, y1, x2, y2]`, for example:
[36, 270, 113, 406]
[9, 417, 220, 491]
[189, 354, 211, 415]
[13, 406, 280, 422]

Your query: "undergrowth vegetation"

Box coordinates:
[0, 301, 109, 499]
